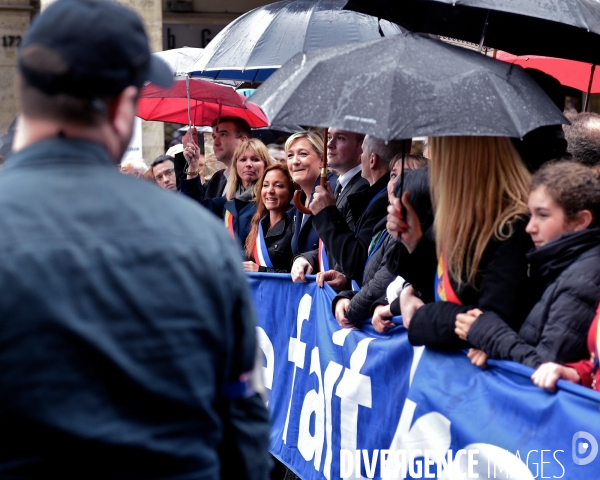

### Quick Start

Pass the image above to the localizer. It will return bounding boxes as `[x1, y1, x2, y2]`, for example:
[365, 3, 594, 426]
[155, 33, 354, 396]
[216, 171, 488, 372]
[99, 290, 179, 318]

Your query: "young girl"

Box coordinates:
[458, 161, 600, 369]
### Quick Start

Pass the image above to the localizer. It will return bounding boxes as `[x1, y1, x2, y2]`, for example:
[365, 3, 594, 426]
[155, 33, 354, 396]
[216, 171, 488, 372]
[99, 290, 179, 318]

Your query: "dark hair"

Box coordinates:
[20, 78, 113, 127]
[564, 112, 600, 167]
[363, 136, 410, 169]
[394, 166, 433, 233]
[151, 155, 175, 168]
[211, 116, 252, 139]
[244, 163, 294, 259]
[531, 160, 600, 227]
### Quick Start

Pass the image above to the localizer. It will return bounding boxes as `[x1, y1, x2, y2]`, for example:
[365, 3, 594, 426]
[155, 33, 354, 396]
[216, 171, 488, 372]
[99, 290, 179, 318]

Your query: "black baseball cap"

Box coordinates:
[18, 0, 172, 98]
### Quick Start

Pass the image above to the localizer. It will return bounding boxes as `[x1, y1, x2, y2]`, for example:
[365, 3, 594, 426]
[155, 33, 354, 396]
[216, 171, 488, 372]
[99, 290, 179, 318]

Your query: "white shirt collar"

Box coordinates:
[337, 164, 363, 191]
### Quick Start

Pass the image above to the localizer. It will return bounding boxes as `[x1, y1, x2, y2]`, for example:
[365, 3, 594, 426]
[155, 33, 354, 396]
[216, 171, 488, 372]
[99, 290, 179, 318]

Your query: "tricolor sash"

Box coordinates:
[253, 218, 274, 268]
[318, 239, 329, 272]
[224, 210, 235, 239]
[434, 253, 462, 305]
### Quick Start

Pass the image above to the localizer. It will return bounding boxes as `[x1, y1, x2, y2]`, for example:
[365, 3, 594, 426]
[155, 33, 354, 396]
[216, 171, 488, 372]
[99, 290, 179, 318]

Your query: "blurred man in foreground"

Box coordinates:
[0, 0, 270, 478]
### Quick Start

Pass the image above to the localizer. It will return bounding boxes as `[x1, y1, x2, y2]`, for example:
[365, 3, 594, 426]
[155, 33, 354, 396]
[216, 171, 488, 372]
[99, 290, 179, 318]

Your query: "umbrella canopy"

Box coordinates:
[250, 32, 568, 141]
[137, 79, 268, 127]
[153, 47, 204, 77]
[189, 0, 404, 82]
[497, 51, 600, 94]
[343, 0, 600, 65]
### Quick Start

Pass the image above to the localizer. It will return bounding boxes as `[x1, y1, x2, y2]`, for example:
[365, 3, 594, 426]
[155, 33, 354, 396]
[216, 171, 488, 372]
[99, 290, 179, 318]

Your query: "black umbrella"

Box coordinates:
[189, 0, 404, 83]
[249, 32, 568, 142]
[343, 0, 600, 65]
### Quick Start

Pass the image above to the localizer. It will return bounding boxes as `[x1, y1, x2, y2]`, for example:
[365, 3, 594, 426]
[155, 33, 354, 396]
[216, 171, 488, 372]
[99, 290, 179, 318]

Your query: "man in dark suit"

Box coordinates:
[327, 129, 369, 229]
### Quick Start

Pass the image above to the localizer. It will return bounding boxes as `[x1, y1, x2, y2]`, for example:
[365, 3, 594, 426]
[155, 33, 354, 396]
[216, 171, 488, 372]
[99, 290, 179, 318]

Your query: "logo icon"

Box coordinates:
[572, 431, 598, 466]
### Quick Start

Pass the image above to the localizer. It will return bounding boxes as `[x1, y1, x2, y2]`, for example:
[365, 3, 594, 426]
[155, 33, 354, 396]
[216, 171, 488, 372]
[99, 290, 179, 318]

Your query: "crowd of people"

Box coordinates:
[4, 0, 600, 476]
[123, 86, 600, 399]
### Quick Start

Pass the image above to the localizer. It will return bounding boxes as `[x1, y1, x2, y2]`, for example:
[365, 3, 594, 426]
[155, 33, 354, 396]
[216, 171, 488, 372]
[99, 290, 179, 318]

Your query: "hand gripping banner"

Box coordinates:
[248, 273, 600, 480]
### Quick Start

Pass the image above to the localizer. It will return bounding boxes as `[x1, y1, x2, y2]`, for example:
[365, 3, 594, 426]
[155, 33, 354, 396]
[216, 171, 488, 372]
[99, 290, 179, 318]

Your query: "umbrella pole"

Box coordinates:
[398, 140, 409, 218]
[478, 10, 490, 53]
[186, 75, 192, 127]
[585, 64, 596, 112]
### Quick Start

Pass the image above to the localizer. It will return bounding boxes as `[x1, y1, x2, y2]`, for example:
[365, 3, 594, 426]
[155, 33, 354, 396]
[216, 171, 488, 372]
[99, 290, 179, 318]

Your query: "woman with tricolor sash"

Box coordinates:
[243, 164, 295, 273]
[384, 136, 537, 351]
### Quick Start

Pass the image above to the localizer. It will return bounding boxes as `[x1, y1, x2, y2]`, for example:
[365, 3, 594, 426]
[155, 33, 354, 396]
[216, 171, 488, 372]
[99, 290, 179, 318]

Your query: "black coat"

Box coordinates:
[204, 168, 228, 199]
[399, 217, 539, 351]
[252, 214, 295, 273]
[469, 228, 600, 368]
[301, 170, 369, 272]
[336, 170, 369, 231]
[333, 217, 397, 322]
[312, 173, 390, 285]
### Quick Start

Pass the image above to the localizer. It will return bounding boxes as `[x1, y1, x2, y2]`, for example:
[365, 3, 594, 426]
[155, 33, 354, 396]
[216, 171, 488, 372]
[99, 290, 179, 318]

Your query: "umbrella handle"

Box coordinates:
[585, 64, 596, 112]
[293, 128, 328, 215]
[293, 190, 312, 214]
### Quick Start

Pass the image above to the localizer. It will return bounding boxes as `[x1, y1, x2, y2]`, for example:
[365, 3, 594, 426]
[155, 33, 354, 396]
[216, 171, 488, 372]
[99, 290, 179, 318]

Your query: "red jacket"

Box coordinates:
[567, 307, 600, 390]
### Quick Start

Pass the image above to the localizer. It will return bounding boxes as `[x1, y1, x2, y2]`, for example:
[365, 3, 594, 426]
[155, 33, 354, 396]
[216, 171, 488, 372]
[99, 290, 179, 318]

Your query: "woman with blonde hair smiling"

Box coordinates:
[285, 130, 337, 255]
[383, 135, 537, 350]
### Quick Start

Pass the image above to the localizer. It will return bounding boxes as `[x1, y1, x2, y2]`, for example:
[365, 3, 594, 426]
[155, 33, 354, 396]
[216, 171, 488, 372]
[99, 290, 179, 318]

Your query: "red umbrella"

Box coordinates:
[137, 78, 268, 127]
[496, 51, 599, 109]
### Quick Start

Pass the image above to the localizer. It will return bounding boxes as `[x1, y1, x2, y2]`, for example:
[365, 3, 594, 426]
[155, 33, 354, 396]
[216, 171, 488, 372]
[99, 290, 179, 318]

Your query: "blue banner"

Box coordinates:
[249, 273, 600, 480]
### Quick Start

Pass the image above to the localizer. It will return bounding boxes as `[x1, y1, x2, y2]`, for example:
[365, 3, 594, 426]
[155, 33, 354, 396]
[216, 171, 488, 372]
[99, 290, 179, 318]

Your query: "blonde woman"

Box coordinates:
[379, 136, 536, 350]
[182, 138, 272, 250]
[285, 130, 337, 255]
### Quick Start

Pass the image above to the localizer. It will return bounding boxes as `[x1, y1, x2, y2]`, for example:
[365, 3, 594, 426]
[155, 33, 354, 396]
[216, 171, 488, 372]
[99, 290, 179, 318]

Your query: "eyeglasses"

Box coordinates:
[154, 168, 174, 181]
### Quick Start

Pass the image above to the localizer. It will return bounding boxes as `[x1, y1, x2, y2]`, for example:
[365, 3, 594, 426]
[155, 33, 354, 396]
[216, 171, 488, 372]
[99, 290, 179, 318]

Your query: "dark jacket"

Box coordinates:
[0, 138, 270, 479]
[204, 168, 228, 199]
[301, 170, 368, 271]
[180, 174, 256, 250]
[469, 228, 600, 368]
[337, 170, 369, 231]
[291, 172, 338, 255]
[251, 213, 295, 273]
[333, 216, 397, 322]
[312, 173, 390, 285]
[400, 217, 539, 351]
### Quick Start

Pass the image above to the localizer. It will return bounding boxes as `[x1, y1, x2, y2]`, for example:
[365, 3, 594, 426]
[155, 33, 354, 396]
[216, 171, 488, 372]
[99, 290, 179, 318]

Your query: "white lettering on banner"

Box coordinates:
[298, 347, 325, 469]
[335, 337, 375, 478]
[283, 293, 312, 443]
[383, 399, 452, 479]
[256, 327, 274, 394]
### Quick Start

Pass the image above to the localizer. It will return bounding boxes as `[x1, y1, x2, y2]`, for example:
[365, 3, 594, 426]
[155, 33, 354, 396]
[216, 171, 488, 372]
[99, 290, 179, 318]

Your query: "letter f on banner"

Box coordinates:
[283, 293, 312, 443]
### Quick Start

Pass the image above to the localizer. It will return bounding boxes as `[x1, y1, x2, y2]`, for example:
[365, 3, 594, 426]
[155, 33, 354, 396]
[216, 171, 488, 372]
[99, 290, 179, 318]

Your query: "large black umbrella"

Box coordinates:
[249, 32, 568, 142]
[189, 0, 404, 83]
[343, 0, 600, 65]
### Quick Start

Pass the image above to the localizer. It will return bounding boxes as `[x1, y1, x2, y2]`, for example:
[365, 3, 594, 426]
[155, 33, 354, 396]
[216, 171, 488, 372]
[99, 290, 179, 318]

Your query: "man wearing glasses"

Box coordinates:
[151, 154, 177, 191]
